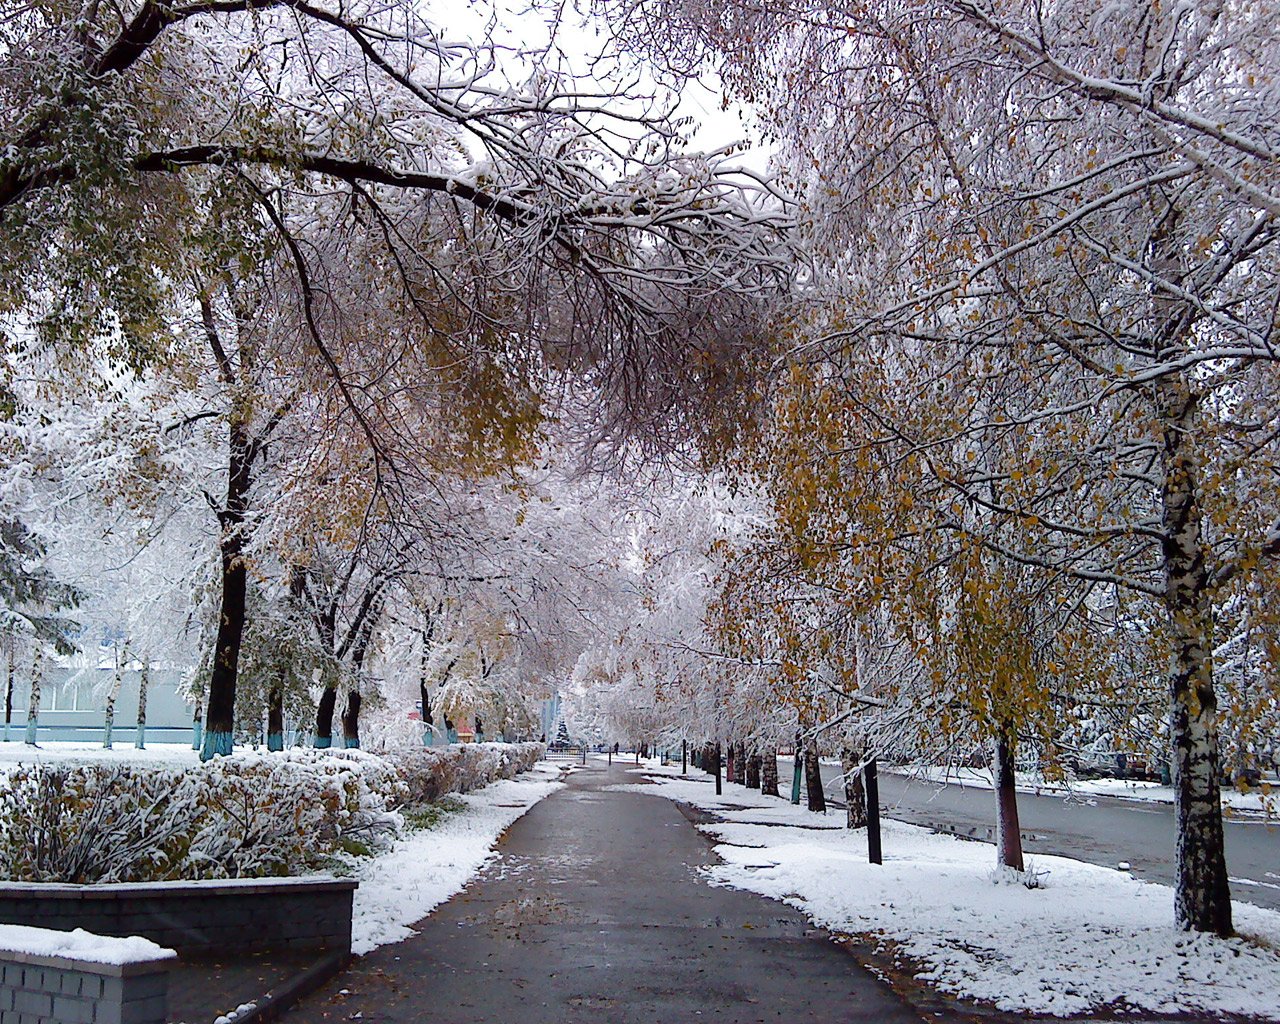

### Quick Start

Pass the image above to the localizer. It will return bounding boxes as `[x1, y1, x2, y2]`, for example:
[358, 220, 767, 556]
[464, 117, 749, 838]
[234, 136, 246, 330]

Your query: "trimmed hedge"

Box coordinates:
[0, 743, 544, 883]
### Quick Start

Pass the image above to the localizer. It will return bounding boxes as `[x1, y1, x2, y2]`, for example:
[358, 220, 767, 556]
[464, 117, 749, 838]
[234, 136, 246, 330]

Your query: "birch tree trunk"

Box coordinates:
[134, 659, 148, 749]
[1157, 378, 1232, 936]
[103, 644, 126, 750]
[191, 699, 203, 751]
[24, 648, 41, 744]
[841, 747, 867, 829]
[994, 728, 1024, 872]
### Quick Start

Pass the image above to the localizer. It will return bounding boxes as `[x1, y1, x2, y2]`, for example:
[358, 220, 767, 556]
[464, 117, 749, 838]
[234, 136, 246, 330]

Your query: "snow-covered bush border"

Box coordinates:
[0, 743, 544, 884]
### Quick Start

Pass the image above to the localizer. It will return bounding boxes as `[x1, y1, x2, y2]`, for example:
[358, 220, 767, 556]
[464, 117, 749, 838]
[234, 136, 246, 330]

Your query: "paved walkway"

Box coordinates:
[281, 761, 939, 1023]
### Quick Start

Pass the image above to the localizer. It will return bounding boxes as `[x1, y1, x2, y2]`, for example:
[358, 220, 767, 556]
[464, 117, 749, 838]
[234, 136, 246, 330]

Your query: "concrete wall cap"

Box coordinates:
[0, 876, 358, 899]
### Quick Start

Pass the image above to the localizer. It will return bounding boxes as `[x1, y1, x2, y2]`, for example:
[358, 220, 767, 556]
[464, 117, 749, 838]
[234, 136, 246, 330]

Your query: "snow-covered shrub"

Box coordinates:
[184, 750, 405, 877]
[0, 765, 200, 883]
[0, 743, 541, 883]
[0, 751, 403, 883]
[390, 742, 543, 803]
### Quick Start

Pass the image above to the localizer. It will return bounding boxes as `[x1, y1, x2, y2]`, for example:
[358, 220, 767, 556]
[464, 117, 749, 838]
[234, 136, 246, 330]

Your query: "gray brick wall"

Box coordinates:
[0, 879, 356, 956]
[0, 952, 168, 1024]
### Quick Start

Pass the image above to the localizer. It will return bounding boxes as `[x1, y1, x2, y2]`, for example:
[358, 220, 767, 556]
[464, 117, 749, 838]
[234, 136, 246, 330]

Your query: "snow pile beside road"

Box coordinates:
[351, 761, 565, 954]
[614, 766, 1280, 1020]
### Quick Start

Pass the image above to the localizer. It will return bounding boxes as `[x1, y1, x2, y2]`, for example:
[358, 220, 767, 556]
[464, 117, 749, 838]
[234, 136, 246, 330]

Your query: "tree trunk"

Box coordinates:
[202, 418, 253, 761]
[419, 652, 434, 746]
[746, 749, 761, 789]
[134, 659, 148, 749]
[761, 748, 779, 797]
[994, 728, 1024, 872]
[266, 670, 284, 751]
[725, 742, 736, 783]
[315, 685, 337, 748]
[341, 689, 361, 749]
[735, 742, 747, 785]
[24, 648, 41, 744]
[713, 741, 722, 795]
[191, 699, 203, 750]
[804, 743, 826, 813]
[103, 644, 125, 750]
[1157, 380, 1232, 934]
[841, 747, 867, 829]
[4, 645, 14, 742]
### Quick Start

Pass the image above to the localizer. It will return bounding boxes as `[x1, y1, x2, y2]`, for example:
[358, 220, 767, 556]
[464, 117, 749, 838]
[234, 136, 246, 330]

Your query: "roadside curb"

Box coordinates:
[223, 949, 352, 1024]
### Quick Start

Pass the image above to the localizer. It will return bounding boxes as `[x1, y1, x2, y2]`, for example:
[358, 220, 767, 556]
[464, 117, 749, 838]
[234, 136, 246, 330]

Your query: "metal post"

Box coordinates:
[714, 742, 723, 795]
[865, 756, 882, 865]
[581, 743, 587, 765]
[682, 739, 687, 775]
[608, 747, 612, 765]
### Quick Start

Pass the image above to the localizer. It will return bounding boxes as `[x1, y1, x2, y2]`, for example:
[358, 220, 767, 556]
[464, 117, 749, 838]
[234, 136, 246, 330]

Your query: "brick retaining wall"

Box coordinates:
[0, 948, 169, 1024]
[0, 878, 356, 957]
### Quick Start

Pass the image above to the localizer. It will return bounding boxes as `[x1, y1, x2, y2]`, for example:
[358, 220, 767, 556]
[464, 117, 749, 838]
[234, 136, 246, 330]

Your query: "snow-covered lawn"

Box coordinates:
[350, 761, 564, 954]
[0, 739, 200, 773]
[610, 764, 1280, 1020]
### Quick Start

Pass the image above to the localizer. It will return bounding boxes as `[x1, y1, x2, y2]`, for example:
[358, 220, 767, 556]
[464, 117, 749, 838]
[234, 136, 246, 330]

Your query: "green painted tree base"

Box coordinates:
[200, 730, 234, 761]
[314, 735, 333, 749]
[191, 721, 203, 750]
[267, 732, 284, 752]
[343, 737, 360, 749]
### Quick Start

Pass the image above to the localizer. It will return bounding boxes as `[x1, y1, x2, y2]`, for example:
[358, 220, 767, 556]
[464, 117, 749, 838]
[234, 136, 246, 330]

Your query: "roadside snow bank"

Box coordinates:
[351, 761, 565, 954]
[611, 766, 1280, 1020]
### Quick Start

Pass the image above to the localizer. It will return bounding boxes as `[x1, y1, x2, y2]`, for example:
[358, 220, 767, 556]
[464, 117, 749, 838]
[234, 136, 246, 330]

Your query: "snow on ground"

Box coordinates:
[0, 740, 199, 774]
[609, 763, 1280, 1020]
[349, 761, 564, 954]
[0, 924, 176, 964]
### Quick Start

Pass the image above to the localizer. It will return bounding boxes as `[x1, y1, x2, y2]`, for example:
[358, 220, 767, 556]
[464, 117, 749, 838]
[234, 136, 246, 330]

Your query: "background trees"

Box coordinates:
[596, 0, 1280, 934]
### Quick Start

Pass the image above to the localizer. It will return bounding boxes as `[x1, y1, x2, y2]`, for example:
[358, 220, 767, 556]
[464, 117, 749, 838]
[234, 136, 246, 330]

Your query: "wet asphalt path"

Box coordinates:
[282, 760, 935, 1024]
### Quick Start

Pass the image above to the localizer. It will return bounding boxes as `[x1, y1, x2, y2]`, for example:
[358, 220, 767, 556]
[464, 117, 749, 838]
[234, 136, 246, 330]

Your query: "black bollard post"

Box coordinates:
[714, 742, 723, 795]
[865, 756, 882, 865]
[682, 739, 687, 775]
